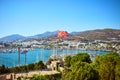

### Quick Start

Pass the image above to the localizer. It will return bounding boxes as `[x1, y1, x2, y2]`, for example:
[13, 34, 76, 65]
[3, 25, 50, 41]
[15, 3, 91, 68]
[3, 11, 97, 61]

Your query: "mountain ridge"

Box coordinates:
[75, 28, 120, 40]
[0, 34, 25, 42]
[0, 28, 120, 42]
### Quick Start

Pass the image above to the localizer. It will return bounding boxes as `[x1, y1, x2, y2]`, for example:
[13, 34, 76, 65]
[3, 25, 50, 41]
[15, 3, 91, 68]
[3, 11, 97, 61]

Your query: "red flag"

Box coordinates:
[58, 30, 69, 38]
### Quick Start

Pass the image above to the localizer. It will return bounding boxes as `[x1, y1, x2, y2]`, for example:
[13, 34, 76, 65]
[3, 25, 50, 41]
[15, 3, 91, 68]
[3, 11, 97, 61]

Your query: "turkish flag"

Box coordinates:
[58, 30, 69, 38]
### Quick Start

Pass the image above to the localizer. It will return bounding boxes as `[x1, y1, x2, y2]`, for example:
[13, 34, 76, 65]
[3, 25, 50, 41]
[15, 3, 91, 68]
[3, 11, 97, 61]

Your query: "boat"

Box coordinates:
[21, 50, 28, 54]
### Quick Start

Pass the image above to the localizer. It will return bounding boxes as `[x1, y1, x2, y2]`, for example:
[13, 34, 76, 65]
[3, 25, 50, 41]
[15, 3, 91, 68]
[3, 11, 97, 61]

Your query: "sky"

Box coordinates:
[0, 0, 120, 38]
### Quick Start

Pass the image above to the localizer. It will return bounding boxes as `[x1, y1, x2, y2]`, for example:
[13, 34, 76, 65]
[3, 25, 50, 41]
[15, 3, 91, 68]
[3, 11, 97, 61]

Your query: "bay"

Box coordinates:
[0, 48, 107, 68]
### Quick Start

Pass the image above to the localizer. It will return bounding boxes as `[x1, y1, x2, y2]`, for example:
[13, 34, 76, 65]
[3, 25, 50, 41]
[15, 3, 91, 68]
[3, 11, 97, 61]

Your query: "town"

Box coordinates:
[0, 37, 120, 54]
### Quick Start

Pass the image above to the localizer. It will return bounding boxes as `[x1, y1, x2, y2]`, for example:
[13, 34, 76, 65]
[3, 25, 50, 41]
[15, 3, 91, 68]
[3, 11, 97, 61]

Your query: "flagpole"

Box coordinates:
[67, 44, 68, 56]
[56, 38, 58, 59]
[58, 30, 69, 58]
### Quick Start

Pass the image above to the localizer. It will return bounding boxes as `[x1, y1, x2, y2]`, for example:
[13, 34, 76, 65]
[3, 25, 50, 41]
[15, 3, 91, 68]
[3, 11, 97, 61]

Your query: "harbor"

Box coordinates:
[0, 48, 107, 68]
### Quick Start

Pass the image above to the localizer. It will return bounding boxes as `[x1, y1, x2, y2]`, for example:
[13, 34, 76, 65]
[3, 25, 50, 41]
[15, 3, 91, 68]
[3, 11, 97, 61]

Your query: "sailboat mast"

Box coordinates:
[18, 47, 20, 67]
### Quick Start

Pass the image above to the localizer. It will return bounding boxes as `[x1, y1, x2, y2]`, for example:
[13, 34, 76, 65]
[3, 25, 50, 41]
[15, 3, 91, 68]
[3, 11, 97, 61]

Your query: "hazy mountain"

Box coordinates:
[70, 32, 80, 35]
[0, 34, 25, 42]
[0, 31, 57, 42]
[30, 31, 57, 39]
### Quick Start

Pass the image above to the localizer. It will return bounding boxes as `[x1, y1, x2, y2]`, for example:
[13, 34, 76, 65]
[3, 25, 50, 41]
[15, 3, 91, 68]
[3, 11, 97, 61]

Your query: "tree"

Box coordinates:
[63, 62, 99, 80]
[63, 53, 98, 80]
[94, 52, 120, 80]
[31, 75, 48, 80]
[38, 61, 46, 70]
[0, 65, 6, 74]
[34, 61, 46, 70]
[64, 55, 71, 67]
[28, 63, 35, 70]
[115, 58, 120, 80]
[70, 53, 91, 66]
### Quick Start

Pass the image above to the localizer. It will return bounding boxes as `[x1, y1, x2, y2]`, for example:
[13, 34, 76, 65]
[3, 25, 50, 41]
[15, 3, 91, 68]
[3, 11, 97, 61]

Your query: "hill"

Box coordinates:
[0, 34, 25, 42]
[33, 31, 57, 38]
[74, 29, 120, 40]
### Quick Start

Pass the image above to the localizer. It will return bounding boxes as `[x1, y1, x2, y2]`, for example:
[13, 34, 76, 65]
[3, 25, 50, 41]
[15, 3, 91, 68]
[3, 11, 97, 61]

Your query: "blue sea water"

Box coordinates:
[0, 48, 108, 68]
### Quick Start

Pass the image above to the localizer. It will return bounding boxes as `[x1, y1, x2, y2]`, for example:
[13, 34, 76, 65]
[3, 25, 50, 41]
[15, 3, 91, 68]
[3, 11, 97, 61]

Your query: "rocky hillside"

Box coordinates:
[74, 29, 120, 40]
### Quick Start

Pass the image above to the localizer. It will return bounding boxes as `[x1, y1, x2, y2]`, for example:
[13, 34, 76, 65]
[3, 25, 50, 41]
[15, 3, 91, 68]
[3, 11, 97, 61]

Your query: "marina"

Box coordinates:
[0, 48, 108, 68]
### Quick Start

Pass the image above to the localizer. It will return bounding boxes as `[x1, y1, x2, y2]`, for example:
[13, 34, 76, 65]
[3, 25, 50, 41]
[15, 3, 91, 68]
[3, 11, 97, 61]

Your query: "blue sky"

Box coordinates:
[0, 0, 120, 38]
